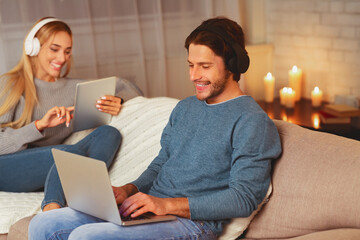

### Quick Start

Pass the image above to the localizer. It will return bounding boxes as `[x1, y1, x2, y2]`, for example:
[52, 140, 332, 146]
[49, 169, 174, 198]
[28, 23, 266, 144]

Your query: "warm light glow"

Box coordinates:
[292, 65, 298, 72]
[312, 113, 320, 129]
[267, 112, 274, 119]
[265, 72, 273, 80]
[288, 88, 293, 94]
[314, 86, 320, 93]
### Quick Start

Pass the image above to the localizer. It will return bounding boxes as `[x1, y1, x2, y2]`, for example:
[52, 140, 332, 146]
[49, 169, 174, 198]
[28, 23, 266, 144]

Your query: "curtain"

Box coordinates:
[0, 0, 242, 99]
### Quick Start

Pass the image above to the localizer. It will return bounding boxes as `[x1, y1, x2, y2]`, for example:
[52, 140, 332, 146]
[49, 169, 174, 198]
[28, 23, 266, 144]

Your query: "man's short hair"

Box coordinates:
[184, 17, 249, 81]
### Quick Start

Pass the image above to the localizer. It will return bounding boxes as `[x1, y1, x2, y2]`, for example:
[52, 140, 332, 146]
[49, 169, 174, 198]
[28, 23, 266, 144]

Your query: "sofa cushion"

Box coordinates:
[219, 183, 272, 240]
[7, 216, 34, 240]
[287, 228, 360, 240]
[244, 120, 360, 239]
[242, 228, 360, 240]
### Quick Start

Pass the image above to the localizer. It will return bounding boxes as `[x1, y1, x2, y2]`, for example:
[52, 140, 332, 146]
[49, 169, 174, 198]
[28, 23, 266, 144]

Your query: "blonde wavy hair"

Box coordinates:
[0, 17, 73, 129]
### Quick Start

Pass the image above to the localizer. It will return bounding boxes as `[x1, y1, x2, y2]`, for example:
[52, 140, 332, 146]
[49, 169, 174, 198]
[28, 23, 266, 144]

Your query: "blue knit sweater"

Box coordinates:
[132, 95, 282, 235]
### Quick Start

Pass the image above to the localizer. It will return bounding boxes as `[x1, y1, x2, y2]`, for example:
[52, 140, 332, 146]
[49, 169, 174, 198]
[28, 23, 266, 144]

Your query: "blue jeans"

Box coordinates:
[29, 207, 217, 240]
[0, 125, 121, 209]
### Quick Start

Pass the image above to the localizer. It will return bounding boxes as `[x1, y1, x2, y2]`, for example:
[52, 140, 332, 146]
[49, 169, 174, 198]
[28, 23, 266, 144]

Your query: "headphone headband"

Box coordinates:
[25, 18, 59, 56]
[191, 24, 250, 74]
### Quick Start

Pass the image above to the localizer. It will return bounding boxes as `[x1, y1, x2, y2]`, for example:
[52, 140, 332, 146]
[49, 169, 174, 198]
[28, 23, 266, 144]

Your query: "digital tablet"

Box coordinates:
[72, 76, 116, 132]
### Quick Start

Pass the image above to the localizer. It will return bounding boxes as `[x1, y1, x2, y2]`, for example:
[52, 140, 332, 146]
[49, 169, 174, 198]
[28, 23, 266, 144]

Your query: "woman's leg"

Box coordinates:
[0, 125, 121, 208]
[73, 125, 122, 167]
[29, 207, 217, 240]
[0, 146, 60, 192]
[0, 144, 88, 207]
[42, 125, 121, 209]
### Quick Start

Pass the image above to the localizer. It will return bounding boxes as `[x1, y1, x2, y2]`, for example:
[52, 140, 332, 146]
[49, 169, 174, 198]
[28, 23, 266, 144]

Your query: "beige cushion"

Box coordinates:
[7, 216, 33, 240]
[243, 228, 360, 240]
[219, 183, 272, 240]
[288, 228, 360, 240]
[245, 120, 360, 239]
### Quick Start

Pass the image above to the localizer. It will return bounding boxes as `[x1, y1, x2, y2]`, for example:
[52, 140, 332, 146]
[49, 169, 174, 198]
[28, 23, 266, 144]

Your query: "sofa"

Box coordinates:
[1, 96, 360, 240]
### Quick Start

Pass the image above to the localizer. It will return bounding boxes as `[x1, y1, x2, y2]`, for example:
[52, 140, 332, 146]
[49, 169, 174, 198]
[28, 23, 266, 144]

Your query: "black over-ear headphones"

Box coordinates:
[191, 24, 250, 74]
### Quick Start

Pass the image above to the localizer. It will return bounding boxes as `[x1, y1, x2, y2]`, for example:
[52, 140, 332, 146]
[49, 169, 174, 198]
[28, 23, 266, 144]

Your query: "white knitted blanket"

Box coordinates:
[0, 96, 178, 234]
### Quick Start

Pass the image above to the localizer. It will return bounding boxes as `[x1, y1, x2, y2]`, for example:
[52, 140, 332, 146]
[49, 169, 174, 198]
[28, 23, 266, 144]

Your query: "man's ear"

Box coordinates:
[225, 70, 233, 80]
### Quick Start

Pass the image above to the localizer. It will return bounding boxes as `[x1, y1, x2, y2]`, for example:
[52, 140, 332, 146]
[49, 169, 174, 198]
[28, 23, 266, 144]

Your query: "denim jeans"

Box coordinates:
[29, 207, 217, 240]
[0, 125, 121, 209]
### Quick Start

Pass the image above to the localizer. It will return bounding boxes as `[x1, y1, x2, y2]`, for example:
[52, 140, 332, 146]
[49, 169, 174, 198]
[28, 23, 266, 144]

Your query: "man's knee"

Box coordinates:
[28, 209, 73, 240]
[68, 224, 106, 240]
[29, 212, 56, 239]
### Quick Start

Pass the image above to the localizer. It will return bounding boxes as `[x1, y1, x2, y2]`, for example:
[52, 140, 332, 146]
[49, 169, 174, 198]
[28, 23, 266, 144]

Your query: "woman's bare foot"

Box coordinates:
[43, 203, 61, 212]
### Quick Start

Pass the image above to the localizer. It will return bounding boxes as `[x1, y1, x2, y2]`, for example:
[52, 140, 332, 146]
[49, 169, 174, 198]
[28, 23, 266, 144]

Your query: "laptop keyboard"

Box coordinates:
[121, 213, 148, 221]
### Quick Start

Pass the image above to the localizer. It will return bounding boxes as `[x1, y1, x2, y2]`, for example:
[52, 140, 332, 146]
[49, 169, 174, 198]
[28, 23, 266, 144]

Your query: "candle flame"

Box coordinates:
[282, 87, 288, 93]
[292, 65, 298, 72]
[312, 113, 320, 129]
[314, 86, 319, 93]
[288, 88, 293, 94]
[266, 72, 272, 79]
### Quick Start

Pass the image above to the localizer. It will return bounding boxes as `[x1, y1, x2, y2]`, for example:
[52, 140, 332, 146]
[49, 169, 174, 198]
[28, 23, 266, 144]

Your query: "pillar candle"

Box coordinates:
[288, 65, 302, 101]
[279, 87, 288, 105]
[311, 86, 323, 107]
[264, 72, 275, 102]
[285, 88, 296, 108]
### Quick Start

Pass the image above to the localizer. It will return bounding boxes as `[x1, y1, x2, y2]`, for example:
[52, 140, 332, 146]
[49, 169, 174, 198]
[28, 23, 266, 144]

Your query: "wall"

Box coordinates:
[265, 0, 360, 102]
[242, 44, 274, 100]
[238, 0, 275, 100]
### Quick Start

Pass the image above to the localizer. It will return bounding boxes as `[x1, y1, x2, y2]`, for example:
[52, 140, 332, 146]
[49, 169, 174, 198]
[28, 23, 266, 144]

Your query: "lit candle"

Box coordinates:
[311, 86, 323, 107]
[279, 87, 288, 105]
[288, 65, 302, 101]
[264, 72, 275, 103]
[285, 88, 296, 108]
[312, 113, 320, 129]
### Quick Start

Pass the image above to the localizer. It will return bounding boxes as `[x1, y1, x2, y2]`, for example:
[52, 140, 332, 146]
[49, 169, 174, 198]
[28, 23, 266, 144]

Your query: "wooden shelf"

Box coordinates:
[257, 98, 360, 141]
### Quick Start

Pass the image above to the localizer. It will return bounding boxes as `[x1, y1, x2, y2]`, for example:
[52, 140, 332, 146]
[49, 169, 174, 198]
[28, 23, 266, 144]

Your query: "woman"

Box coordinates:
[0, 17, 123, 211]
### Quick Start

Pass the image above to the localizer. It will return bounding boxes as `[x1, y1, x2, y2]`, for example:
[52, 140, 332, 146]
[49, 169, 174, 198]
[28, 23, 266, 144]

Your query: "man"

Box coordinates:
[29, 17, 282, 240]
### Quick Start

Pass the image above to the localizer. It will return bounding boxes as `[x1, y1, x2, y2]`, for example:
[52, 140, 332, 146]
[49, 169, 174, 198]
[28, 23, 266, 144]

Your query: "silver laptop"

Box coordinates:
[72, 76, 116, 132]
[52, 148, 176, 226]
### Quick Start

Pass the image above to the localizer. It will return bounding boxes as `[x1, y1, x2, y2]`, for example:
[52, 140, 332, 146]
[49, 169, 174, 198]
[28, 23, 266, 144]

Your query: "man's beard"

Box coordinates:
[196, 71, 231, 102]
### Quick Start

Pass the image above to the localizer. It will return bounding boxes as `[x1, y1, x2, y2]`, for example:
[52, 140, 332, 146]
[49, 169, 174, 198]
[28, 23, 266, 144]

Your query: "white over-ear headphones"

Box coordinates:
[24, 18, 59, 56]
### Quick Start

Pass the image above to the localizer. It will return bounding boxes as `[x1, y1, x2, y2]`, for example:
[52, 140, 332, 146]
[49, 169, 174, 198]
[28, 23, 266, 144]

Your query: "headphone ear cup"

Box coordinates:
[24, 39, 33, 56]
[238, 54, 250, 73]
[24, 37, 40, 56]
[30, 37, 41, 56]
[227, 57, 237, 74]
